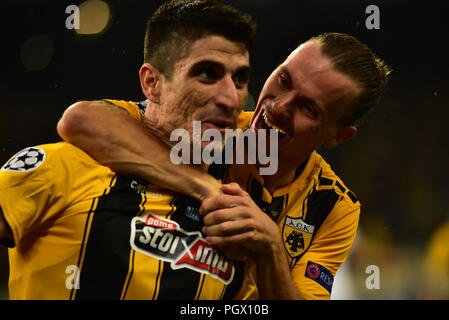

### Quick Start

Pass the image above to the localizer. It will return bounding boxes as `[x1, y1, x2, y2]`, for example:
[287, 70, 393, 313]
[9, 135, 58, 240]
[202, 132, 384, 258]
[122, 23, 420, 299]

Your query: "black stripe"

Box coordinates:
[156, 195, 202, 300]
[121, 192, 148, 299]
[291, 185, 340, 266]
[152, 199, 176, 300]
[222, 261, 245, 300]
[170, 195, 203, 232]
[248, 176, 263, 202]
[304, 187, 340, 230]
[156, 263, 202, 300]
[269, 196, 285, 222]
[335, 181, 346, 193]
[75, 175, 143, 300]
[295, 157, 308, 178]
[347, 191, 359, 204]
[319, 177, 334, 186]
[248, 177, 271, 218]
[120, 249, 136, 300]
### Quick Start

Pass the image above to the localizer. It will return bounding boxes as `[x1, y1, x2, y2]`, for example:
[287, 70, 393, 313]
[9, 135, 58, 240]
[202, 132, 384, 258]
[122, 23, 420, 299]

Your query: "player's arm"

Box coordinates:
[0, 207, 13, 246]
[290, 200, 360, 299]
[57, 101, 221, 200]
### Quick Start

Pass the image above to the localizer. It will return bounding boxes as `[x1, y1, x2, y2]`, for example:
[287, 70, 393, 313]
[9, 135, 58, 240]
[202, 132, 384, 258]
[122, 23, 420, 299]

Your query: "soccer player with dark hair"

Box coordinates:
[0, 0, 257, 299]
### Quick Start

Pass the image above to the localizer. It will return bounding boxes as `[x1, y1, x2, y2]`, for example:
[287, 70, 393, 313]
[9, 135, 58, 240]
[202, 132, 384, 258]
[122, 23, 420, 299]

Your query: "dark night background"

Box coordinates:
[0, 0, 448, 299]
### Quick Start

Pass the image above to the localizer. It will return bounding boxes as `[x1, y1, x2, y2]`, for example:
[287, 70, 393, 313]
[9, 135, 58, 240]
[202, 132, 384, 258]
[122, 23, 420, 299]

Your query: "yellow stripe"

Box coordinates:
[151, 260, 164, 299]
[302, 194, 309, 220]
[109, 175, 118, 189]
[194, 273, 206, 299]
[302, 184, 317, 221]
[120, 249, 136, 300]
[219, 283, 227, 300]
[69, 197, 98, 300]
[70, 175, 117, 300]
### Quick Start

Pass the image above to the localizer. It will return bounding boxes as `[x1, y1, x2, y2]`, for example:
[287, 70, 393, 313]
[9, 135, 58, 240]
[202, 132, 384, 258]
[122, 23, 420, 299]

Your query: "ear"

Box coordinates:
[323, 125, 357, 148]
[139, 63, 162, 103]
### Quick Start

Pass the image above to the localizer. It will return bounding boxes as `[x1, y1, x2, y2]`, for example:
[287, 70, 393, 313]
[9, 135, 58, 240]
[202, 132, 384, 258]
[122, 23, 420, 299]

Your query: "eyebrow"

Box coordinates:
[234, 65, 252, 77]
[191, 60, 251, 75]
[191, 60, 223, 70]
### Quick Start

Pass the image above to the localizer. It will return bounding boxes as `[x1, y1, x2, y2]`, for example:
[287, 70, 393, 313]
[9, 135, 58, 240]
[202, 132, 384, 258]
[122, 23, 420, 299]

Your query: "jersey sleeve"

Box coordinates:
[0, 143, 109, 246]
[291, 199, 360, 299]
[236, 111, 254, 130]
[102, 99, 143, 120]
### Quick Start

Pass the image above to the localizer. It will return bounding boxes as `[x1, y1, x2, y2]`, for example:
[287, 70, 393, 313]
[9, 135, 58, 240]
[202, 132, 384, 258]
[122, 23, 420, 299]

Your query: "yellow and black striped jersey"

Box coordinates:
[0, 142, 252, 300]
[84, 99, 361, 299]
[226, 153, 360, 299]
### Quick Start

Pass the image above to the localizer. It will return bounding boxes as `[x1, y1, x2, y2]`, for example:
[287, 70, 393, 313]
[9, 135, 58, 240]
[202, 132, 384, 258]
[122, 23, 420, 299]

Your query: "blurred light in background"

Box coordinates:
[76, 0, 111, 35]
[20, 34, 54, 71]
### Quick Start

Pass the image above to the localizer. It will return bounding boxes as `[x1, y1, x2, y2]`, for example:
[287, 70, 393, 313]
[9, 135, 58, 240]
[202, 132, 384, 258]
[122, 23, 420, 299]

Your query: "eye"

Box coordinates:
[278, 72, 290, 89]
[303, 104, 314, 114]
[233, 70, 250, 89]
[300, 103, 320, 120]
[197, 68, 219, 82]
[190, 61, 225, 83]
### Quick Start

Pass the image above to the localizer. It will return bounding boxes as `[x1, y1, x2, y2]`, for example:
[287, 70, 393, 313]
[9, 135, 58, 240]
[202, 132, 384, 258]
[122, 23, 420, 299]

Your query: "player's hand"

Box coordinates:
[198, 178, 223, 203]
[199, 183, 281, 257]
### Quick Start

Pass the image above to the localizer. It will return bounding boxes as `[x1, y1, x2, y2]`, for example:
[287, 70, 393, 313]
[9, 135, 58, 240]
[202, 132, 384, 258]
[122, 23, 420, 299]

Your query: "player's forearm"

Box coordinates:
[57, 101, 220, 200]
[255, 241, 303, 300]
[100, 148, 221, 201]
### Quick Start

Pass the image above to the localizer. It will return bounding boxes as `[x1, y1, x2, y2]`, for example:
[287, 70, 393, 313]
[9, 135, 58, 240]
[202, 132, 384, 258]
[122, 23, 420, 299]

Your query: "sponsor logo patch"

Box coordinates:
[130, 214, 234, 284]
[282, 216, 315, 258]
[2, 147, 45, 172]
[305, 261, 334, 293]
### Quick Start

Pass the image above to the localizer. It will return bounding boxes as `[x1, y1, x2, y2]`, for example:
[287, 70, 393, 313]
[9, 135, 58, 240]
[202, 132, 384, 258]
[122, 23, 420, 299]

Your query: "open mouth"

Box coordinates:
[253, 106, 288, 140]
[262, 112, 287, 136]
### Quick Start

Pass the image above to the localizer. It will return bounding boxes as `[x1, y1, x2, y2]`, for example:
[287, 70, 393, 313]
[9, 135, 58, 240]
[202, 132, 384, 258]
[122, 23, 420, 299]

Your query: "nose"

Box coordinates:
[271, 94, 293, 118]
[214, 76, 241, 112]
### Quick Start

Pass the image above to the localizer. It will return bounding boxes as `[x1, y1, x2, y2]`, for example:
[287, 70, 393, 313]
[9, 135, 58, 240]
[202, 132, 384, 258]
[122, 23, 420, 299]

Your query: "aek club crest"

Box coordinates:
[283, 216, 315, 258]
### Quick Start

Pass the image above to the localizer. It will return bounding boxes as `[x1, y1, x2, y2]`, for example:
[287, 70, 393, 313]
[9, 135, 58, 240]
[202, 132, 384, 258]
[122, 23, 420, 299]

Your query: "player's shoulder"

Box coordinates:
[33, 141, 92, 159]
[102, 99, 146, 120]
[236, 111, 254, 129]
[1, 142, 96, 174]
[314, 152, 360, 208]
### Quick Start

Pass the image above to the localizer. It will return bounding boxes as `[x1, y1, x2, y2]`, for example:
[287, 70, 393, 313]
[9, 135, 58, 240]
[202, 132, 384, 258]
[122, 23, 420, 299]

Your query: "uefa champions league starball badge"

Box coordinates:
[2, 147, 46, 172]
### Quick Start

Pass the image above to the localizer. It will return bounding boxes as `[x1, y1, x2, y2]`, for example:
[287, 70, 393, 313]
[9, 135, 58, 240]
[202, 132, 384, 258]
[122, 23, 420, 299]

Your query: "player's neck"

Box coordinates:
[263, 155, 309, 192]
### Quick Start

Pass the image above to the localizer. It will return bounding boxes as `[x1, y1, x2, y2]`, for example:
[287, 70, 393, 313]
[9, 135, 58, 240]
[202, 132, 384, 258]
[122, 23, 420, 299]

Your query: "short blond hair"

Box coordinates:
[311, 32, 392, 127]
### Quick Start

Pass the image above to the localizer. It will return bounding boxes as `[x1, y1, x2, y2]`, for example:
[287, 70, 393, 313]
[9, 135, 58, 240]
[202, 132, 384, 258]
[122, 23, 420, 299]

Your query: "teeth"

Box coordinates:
[263, 113, 287, 135]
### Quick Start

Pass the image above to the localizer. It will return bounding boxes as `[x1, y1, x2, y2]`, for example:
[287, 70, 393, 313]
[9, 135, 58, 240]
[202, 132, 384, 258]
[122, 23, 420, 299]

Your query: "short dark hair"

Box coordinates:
[312, 32, 392, 127]
[144, 0, 256, 79]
